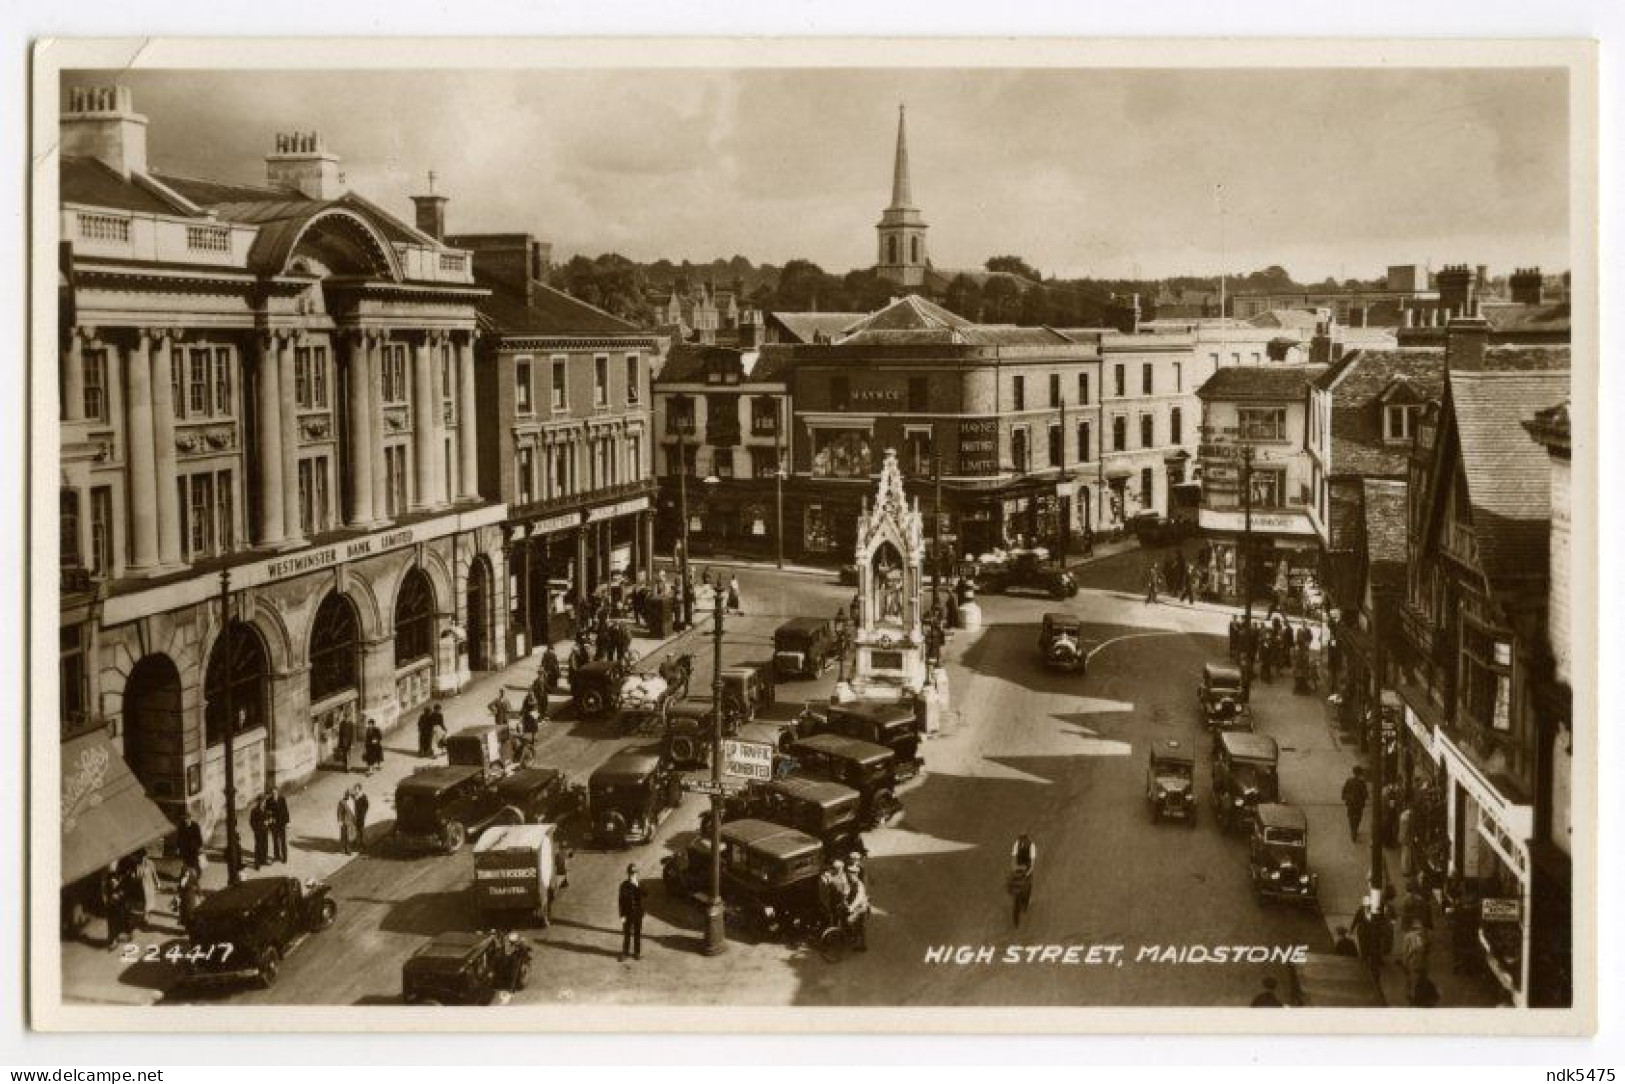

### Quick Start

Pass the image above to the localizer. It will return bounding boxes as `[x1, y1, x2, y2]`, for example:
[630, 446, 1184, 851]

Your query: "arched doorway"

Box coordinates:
[204, 622, 270, 749]
[121, 655, 184, 808]
[466, 555, 492, 671]
[309, 592, 362, 764]
[393, 568, 437, 712]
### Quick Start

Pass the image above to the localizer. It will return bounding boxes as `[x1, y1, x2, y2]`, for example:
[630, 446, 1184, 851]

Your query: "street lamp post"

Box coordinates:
[774, 465, 786, 570]
[1239, 443, 1255, 700]
[676, 423, 692, 629]
[702, 586, 728, 956]
[932, 453, 944, 615]
[217, 569, 243, 886]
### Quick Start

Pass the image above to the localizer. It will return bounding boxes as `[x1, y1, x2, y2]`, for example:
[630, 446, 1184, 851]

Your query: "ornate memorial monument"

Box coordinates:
[843, 450, 929, 701]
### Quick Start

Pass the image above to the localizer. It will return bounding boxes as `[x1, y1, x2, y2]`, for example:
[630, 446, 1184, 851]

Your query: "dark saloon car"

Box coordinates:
[787, 732, 903, 828]
[800, 700, 923, 783]
[182, 876, 336, 989]
[570, 659, 628, 717]
[401, 930, 532, 1005]
[662, 818, 825, 939]
[1145, 738, 1197, 825]
[587, 748, 683, 847]
[1249, 803, 1320, 907]
[393, 765, 583, 853]
[1039, 612, 1087, 673]
[773, 617, 836, 680]
[1210, 731, 1280, 832]
[977, 549, 1078, 600]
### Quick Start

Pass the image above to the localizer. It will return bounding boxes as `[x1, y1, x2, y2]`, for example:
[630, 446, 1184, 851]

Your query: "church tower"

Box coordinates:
[876, 105, 929, 288]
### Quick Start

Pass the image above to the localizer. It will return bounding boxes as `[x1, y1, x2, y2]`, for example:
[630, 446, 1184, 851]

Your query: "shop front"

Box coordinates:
[1198, 507, 1322, 610]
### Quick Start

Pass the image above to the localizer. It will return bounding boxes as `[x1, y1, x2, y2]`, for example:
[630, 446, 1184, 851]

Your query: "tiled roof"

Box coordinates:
[62, 157, 198, 216]
[153, 172, 296, 206]
[1195, 364, 1327, 402]
[1480, 301, 1571, 336]
[1476, 344, 1571, 372]
[1522, 399, 1571, 453]
[1449, 368, 1569, 586]
[1326, 480, 1364, 553]
[477, 281, 640, 338]
[835, 295, 1073, 347]
[747, 345, 798, 384]
[656, 344, 738, 386]
[1247, 308, 1325, 331]
[768, 312, 867, 344]
[1360, 478, 1409, 588]
[1320, 347, 1447, 479]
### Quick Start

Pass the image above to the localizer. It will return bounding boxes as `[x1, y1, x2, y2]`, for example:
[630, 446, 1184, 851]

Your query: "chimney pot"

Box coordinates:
[61, 83, 149, 177]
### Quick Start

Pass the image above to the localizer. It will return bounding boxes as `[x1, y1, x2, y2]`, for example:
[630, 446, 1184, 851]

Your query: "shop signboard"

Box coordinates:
[957, 419, 1000, 476]
[1480, 897, 1522, 924]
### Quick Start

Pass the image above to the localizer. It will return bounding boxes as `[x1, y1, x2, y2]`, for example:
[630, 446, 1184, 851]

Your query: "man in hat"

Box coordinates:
[617, 863, 646, 961]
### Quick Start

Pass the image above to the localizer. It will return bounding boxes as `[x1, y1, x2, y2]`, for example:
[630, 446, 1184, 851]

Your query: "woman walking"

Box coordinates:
[363, 717, 385, 775]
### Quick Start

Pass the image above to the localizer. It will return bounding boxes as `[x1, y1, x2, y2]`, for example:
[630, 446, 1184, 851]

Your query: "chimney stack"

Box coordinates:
[266, 132, 343, 200]
[1435, 264, 1474, 319]
[61, 85, 149, 177]
[1509, 266, 1545, 306]
[1445, 315, 1489, 373]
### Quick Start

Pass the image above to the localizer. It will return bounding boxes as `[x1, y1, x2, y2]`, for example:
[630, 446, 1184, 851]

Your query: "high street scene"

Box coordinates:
[46, 60, 1580, 1021]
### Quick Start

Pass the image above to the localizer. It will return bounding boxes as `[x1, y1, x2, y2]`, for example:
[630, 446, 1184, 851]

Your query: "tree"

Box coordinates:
[985, 255, 1043, 282]
[981, 276, 1023, 323]
[942, 274, 984, 321]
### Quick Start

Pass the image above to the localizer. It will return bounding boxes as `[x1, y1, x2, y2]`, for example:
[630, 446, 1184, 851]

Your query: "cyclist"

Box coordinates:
[1009, 832, 1037, 927]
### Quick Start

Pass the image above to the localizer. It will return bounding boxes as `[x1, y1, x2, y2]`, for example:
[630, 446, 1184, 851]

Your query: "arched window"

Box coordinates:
[394, 569, 436, 667]
[309, 592, 360, 704]
[910, 236, 921, 264]
[204, 622, 269, 747]
[887, 237, 899, 265]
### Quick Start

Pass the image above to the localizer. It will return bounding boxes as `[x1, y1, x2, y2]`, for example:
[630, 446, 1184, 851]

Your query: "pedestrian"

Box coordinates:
[102, 863, 129, 949]
[1398, 804, 1416, 878]
[1250, 975, 1284, 1006]
[726, 574, 742, 615]
[337, 789, 357, 856]
[430, 703, 448, 755]
[353, 786, 370, 852]
[1410, 973, 1441, 1008]
[1010, 832, 1037, 927]
[1381, 782, 1403, 847]
[1180, 557, 1196, 604]
[1144, 564, 1162, 605]
[1402, 919, 1431, 998]
[489, 693, 511, 729]
[249, 794, 269, 870]
[1228, 616, 1241, 661]
[818, 860, 852, 933]
[1352, 904, 1383, 978]
[132, 850, 161, 931]
[335, 712, 356, 773]
[848, 593, 861, 629]
[844, 869, 870, 952]
[1341, 766, 1369, 841]
[618, 863, 645, 961]
[845, 850, 867, 889]
[175, 865, 202, 931]
[363, 717, 384, 775]
[417, 705, 435, 757]
[1400, 878, 1432, 932]
[1333, 926, 1358, 957]
[177, 810, 204, 879]
[1081, 527, 1095, 558]
[269, 788, 290, 864]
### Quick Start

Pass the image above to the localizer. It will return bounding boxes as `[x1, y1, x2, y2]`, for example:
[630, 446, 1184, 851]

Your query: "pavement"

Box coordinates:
[61, 555, 1497, 1009]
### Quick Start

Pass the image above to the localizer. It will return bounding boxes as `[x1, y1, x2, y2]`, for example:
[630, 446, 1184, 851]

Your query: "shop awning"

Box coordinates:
[61, 733, 174, 886]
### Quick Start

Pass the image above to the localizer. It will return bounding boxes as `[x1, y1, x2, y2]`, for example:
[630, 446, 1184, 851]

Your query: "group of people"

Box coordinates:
[1228, 612, 1325, 691]
[1335, 877, 1445, 1007]
[331, 713, 387, 774]
[817, 852, 870, 951]
[1143, 551, 1201, 605]
[247, 789, 292, 870]
[335, 784, 371, 856]
[99, 849, 162, 949]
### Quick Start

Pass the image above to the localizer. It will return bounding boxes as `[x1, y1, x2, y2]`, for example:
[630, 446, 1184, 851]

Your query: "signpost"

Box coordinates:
[681, 778, 728, 797]
[721, 739, 775, 782]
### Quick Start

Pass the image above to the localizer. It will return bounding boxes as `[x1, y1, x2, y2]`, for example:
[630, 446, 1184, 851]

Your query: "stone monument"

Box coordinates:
[842, 449, 929, 702]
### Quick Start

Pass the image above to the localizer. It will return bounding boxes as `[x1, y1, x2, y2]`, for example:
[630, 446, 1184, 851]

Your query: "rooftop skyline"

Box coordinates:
[64, 66, 1571, 282]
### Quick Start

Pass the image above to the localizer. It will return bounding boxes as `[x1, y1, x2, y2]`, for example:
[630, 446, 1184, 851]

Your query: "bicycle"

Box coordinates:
[815, 915, 864, 963]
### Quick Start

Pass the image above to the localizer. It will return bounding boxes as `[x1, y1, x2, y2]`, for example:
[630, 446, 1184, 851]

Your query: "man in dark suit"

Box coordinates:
[618, 863, 645, 961]
[249, 795, 269, 870]
[177, 811, 204, 879]
[269, 789, 290, 864]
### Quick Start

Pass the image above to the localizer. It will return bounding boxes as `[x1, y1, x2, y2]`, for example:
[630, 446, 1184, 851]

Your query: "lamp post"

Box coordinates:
[217, 569, 243, 887]
[834, 609, 850, 685]
[676, 422, 692, 629]
[932, 453, 944, 615]
[1239, 443, 1256, 700]
[702, 585, 728, 956]
[774, 465, 786, 570]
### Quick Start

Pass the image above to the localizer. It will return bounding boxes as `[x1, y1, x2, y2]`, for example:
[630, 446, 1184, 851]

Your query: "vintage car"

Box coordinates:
[444, 723, 532, 772]
[773, 617, 836, 681]
[977, 549, 1078, 600]
[182, 876, 336, 989]
[1249, 802, 1320, 907]
[702, 772, 866, 858]
[587, 747, 683, 847]
[393, 765, 584, 853]
[401, 930, 532, 1005]
[1128, 510, 1194, 548]
[662, 818, 825, 939]
[786, 732, 903, 828]
[1198, 662, 1253, 732]
[720, 663, 775, 722]
[662, 696, 733, 767]
[1210, 731, 1280, 832]
[1039, 612, 1088, 673]
[735, 717, 803, 758]
[471, 823, 567, 927]
[1145, 738, 1197, 824]
[799, 700, 923, 783]
[569, 659, 628, 717]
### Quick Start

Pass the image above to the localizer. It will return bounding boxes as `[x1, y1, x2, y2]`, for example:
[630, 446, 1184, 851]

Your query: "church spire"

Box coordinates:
[890, 104, 913, 209]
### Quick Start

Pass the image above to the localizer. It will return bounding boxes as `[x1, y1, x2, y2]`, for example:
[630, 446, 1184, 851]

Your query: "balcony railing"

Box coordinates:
[508, 477, 656, 522]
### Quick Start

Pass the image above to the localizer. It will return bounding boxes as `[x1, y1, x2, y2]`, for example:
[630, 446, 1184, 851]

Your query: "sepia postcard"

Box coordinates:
[28, 36, 1598, 1035]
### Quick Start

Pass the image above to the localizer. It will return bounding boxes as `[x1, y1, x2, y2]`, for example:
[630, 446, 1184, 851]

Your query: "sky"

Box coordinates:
[66, 66, 1572, 281]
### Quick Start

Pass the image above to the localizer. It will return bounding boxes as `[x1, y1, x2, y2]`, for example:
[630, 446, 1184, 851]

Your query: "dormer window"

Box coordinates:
[1384, 404, 1420, 444]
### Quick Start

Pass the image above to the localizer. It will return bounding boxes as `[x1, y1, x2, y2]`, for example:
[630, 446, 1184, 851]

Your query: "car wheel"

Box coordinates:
[873, 789, 902, 826]
[442, 821, 468, 852]
[257, 947, 281, 988]
[578, 689, 606, 717]
[313, 898, 338, 931]
[514, 956, 531, 991]
[492, 805, 525, 829]
[669, 734, 698, 765]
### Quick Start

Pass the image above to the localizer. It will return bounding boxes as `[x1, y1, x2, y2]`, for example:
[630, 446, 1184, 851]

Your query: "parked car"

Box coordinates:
[720, 664, 774, 723]
[978, 549, 1078, 599]
[1198, 662, 1253, 732]
[1249, 803, 1319, 908]
[587, 747, 683, 847]
[182, 876, 336, 989]
[662, 818, 825, 939]
[401, 930, 532, 1005]
[743, 775, 866, 859]
[662, 696, 733, 767]
[393, 765, 583, 853]
[570, 659, 628, 717]
[799, 700, 923, 783]
[774, 617, 836, 681]
[1039, 611, 1087, 673]
[1145, 738, 1197, 825]
[1210, 731, 1280, 832]
[1129, 510, 1194, 547]
[444, 723, 532, 772]
[786, 732, 904, 828]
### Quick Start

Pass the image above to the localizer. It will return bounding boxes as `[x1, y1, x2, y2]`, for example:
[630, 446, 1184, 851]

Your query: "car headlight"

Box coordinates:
[1299, 874, 1310, 885]
[1183, 792, 1195, 803]
[1234, 798, 1244, 807]
[1269, 870, 1280, 881]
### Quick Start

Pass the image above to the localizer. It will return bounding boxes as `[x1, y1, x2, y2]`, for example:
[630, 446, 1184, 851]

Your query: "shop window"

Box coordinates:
[804, 504, 835, 554]
[1238, 407, 1287, 442]
[810, 428, 873, 479]
[515, 358, 534, 414]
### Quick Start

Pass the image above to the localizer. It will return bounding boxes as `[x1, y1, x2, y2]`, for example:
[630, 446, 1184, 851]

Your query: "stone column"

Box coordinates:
[278, 332, 304, 542]
[411, 333, 437, 511]
[369, 336, 390, 521]
[124, 330, 160, 571]
[457, 332, 480, 501]
[149, 331, 183, 568]
[575, 526, 589, 602]
[641, 510, 655, 584]
[64, 331, 86, 422]
[254, 332, 288, 546]
[343, 330, 378, 528]
[104, 336, 126, 462]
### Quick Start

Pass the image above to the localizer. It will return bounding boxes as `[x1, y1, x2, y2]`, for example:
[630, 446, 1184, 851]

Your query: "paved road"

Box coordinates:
[164, 561, 1330, 1008]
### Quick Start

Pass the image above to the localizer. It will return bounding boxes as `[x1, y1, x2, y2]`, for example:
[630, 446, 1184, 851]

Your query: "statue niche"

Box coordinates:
[845, 449, 927, 700]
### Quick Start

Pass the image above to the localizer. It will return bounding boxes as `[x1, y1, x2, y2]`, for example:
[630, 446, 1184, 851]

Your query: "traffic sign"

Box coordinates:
[722, 738, 775, 782]
[681, 778, 727, 797]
